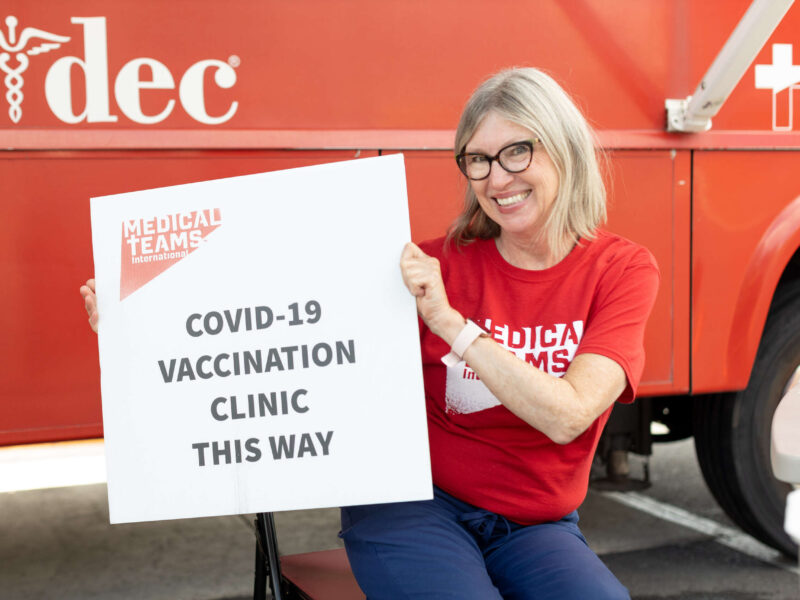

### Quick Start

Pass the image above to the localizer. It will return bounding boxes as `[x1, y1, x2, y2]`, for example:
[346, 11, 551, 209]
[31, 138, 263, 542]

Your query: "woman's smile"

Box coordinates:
[493, 190, 531, 208]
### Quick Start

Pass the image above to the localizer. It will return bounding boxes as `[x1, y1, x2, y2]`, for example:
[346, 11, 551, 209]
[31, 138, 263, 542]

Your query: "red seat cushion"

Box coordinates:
[281, 548, 365, 599]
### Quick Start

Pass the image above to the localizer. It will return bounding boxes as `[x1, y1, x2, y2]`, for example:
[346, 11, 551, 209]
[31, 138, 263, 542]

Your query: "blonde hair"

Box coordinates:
[448, 67, 606, 257]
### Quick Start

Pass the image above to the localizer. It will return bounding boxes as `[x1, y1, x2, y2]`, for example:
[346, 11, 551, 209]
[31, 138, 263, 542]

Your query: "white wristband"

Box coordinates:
[441, 320, 488, 367]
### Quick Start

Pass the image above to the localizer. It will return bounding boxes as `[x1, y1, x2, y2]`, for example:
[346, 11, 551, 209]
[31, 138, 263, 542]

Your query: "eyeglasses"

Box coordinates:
[455, 139, 539, 181]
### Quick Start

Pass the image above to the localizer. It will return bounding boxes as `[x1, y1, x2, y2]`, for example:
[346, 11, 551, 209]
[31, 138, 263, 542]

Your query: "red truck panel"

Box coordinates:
[607, 150, 691, 396]
[693, 151, 800, 394]
[1, 0, 799, 442]
[0, 0, 795, 138]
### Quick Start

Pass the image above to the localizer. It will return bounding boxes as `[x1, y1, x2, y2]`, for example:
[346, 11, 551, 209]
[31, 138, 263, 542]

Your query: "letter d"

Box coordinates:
[45, 17, 118, 124]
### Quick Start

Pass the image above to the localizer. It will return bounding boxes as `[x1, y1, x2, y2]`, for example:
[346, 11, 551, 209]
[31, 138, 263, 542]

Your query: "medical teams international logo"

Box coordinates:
[445, 319, 583, 415]
[120, 208, 222, 300]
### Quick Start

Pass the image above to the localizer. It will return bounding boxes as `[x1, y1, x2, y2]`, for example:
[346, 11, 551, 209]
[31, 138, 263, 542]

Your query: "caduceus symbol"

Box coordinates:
[0, 15, 70, 123]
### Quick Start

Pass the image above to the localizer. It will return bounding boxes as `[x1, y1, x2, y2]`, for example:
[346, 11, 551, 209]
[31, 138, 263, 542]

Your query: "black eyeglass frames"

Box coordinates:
[455, 139, 540, 181]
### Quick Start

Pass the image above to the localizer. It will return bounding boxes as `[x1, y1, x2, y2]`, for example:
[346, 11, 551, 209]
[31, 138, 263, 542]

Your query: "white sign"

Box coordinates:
[90, 154, 432, 524]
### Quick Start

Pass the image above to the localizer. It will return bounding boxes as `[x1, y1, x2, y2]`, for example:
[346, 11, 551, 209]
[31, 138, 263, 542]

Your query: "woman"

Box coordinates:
[81, 67, 658, 599]
[339, 68, 659, 599]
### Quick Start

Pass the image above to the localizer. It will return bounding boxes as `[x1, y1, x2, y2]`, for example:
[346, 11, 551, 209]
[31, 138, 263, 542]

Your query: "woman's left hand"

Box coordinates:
[400, 242, 463, 342]
[79, 278, 99, 333]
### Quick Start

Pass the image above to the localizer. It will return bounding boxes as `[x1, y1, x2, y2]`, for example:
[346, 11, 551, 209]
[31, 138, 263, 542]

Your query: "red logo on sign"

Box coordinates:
[120, 208, 221, 300]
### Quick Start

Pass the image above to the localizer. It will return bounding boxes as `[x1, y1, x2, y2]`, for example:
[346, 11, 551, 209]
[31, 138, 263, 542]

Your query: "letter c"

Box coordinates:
[186, 313, 203, 337]
[292, 389, 309, 413]
[210, 397, 228, 421]
[196, 355, 213, 379]
[179, 59, 238, 125]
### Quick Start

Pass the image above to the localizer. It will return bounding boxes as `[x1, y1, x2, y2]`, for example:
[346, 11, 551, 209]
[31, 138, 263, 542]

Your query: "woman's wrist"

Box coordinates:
[429, 309, 467, 346]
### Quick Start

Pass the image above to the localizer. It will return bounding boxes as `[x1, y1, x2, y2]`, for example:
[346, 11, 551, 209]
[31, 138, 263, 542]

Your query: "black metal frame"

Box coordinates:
[254, 512, 284, 600]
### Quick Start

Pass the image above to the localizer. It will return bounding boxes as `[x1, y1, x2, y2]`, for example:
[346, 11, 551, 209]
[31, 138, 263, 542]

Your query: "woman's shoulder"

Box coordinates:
[585, 230, 658, 272]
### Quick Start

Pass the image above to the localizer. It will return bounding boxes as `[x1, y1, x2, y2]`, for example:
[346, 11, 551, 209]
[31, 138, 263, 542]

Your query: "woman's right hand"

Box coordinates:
[79, 279, 99, 333]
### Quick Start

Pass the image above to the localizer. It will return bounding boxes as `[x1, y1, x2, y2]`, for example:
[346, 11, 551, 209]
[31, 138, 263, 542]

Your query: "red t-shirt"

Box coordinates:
[419, 231, 659, 524]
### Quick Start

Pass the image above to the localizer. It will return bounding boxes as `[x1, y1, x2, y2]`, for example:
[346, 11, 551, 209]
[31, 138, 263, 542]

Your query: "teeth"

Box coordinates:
[495, 192, 528, 206]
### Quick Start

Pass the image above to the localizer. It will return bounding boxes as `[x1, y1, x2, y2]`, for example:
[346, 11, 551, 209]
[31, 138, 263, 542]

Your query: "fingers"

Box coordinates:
[400, 242, 425, 261]
[80, 278, 99, 333]
[82, 289, 96, 315]
[400, 243, 440, 298]
[79, 279, 95, 299]
[399, 243, 463, 338]
[88, 311, 99, 333]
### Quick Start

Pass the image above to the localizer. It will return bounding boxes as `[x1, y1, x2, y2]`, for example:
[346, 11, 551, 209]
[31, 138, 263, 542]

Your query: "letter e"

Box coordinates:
[114, 58, 176, 124]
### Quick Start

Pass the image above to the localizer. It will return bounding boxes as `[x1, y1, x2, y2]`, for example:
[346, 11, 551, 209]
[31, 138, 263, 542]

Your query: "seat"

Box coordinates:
[281, 549, 365, 599]
[253, 512, 365, 600]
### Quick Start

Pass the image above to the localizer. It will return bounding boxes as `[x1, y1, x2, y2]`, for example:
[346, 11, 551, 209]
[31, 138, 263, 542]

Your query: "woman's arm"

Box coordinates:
[401, 242, 627, 445]
[461, 339, 625, 444]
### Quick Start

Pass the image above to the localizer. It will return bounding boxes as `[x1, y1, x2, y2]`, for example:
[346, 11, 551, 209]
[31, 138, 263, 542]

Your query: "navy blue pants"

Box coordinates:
[339, 487, 629, 600]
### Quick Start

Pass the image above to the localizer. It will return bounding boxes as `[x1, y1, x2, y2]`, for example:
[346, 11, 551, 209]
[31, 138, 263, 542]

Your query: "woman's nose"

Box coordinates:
[487, 160, 514, 187]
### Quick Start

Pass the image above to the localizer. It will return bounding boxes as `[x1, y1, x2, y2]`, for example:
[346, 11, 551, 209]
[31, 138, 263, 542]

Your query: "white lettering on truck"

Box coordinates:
[3, 15, 238, 125]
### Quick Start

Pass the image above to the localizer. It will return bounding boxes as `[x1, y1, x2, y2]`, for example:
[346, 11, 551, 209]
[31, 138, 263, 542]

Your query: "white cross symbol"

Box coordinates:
[755, 44, 800, 131]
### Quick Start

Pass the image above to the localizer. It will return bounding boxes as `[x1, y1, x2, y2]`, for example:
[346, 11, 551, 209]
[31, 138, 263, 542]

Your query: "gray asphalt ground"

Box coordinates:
[0, 439, 798, 600]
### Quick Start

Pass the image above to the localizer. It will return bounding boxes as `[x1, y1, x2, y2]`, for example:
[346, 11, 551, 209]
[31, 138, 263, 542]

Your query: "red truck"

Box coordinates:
[2, 0, 798, 557]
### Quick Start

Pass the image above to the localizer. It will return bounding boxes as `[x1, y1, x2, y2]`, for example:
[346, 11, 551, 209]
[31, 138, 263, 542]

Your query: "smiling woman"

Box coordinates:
[75, 65, 659, 600]
[339, 68, 660, 600]
[450, 69, 606, 267]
